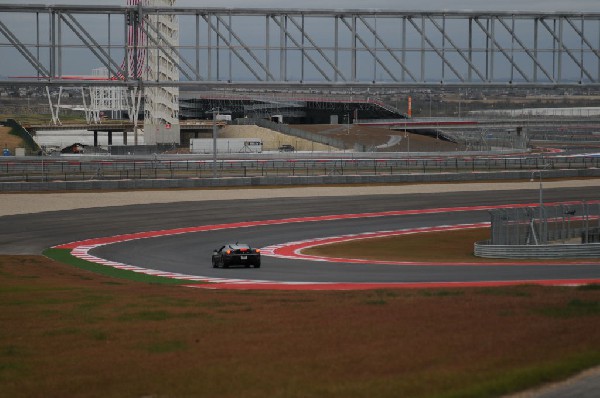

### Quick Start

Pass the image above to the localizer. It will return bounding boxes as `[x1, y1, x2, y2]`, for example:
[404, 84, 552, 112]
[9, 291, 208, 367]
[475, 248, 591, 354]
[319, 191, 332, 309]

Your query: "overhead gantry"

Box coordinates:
[0, 5, 599, 88]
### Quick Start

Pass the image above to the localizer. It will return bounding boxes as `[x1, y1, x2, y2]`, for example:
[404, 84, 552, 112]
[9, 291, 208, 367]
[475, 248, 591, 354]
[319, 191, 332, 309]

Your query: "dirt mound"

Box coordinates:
[292, 124, 462, 152]
[0, 125, 25, 154]
[220, 125, 335, 151]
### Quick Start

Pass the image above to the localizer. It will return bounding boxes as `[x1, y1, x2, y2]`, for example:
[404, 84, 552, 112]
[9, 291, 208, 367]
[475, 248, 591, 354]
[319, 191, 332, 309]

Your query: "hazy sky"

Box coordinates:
[0, 0, 598, 12]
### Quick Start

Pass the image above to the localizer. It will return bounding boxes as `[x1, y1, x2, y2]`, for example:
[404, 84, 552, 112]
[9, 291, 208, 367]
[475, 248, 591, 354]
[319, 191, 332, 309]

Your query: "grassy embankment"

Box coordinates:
[0, 124, 24, 154]
[1, 114, 88, 154]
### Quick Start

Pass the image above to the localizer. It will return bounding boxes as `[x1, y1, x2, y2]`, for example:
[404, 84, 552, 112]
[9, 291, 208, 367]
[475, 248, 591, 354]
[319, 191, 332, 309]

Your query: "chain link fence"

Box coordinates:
[488, 201, 600, 246]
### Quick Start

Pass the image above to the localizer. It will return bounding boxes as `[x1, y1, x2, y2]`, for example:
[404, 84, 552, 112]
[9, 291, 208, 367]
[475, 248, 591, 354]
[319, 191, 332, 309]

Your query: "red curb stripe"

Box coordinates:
[55, 201, 594, 249]
[263, 223, 599, 266]
[183, 279, 600, 291]
[53, 201, 600, 290]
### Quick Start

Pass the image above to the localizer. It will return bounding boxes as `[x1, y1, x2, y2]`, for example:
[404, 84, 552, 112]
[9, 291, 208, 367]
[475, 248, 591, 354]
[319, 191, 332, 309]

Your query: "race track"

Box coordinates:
[3, 185, 598, 289]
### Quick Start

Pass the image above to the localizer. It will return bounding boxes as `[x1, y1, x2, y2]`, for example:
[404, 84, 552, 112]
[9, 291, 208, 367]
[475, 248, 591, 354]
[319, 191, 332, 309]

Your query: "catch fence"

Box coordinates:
[488, 201, 600, 246]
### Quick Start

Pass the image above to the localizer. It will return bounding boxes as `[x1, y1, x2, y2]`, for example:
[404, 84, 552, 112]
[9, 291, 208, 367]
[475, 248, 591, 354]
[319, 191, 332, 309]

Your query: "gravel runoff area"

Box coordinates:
[2, 179, 600, 217]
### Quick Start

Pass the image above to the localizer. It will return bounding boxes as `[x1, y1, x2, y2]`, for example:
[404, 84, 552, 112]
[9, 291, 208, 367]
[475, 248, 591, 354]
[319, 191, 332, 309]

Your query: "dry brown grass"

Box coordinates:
[0, 126, 24, 153]
[303, 228, 600, 263]
[1, 255, 599, 397]
[305, 228, 490, 262]
[291, 124, 461, 152]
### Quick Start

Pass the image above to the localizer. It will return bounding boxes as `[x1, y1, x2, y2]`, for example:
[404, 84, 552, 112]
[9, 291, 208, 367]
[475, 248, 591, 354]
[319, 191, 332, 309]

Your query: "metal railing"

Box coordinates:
[1, 156, 600, 183]
[474, 241, 600, 259]
[2, 6, 600, 88]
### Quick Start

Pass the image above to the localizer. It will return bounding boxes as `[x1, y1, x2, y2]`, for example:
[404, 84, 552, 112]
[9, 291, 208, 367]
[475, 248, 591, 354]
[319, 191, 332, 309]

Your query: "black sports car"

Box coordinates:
[212, 243, 261, 268]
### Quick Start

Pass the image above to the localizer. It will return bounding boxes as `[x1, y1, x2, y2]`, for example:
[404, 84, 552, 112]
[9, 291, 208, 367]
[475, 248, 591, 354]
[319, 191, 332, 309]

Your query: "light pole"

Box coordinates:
[429, 95, 432, 117]
[531, 170, 543, 211]
[529, 170, 544, 245]
[530, 163, 551, 244]
[346, 112, 350, 135]
[212, 109, 218, 178]
[41, 149, 45, 182]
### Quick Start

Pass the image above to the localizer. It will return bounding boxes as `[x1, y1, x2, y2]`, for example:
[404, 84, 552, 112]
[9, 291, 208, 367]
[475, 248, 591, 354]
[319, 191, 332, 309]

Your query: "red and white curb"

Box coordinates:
[69, 244, 275, 285]
[262, 223, 496, 265]
[53, 202, 600, 290]
[261, 222, 600, 266]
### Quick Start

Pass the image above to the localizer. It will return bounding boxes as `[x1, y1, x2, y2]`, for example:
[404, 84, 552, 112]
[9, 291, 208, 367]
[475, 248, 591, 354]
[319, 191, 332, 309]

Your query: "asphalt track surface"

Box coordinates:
[2, 186, 599, 288]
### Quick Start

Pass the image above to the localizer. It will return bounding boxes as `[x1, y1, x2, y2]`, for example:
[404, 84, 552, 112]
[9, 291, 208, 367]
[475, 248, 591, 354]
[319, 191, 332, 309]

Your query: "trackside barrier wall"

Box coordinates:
[2, 168, 600, 192]
[109, 145, 177, 156]
[2, 155, 600, 183]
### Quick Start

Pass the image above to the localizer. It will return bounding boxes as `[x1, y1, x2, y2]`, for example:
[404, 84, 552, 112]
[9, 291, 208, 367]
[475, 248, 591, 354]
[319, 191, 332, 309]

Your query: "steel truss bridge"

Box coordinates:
[1, 5, 600, 88]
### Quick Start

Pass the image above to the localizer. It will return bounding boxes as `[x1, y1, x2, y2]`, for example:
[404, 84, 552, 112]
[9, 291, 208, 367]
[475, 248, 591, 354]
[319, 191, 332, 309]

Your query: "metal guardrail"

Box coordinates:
[474, 241, 600, 259]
